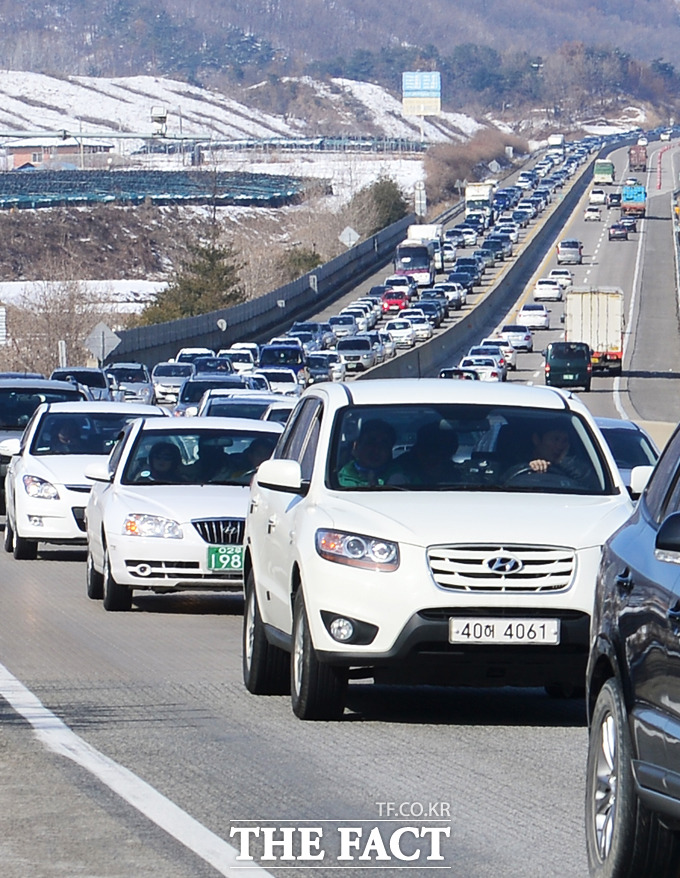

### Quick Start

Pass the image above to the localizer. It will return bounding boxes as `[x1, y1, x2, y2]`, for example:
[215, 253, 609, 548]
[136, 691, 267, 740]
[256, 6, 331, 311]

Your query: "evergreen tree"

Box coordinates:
[135, 236, 246, 326]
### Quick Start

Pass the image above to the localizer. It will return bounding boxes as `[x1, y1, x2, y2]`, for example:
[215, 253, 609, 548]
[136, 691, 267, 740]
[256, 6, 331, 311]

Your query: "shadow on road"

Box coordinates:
[344, 682, 586, 728]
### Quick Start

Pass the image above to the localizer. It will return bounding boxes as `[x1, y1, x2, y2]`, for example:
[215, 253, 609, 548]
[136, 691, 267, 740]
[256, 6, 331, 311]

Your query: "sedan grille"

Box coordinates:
[192, 518, 245, 545]
[427, 544, 575, 593]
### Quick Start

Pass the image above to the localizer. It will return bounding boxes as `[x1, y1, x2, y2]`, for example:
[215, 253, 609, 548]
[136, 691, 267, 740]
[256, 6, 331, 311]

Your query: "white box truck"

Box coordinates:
[464, 182, 496, 225]
[564, 287, 624, 373]
[547, 133, 565, 159]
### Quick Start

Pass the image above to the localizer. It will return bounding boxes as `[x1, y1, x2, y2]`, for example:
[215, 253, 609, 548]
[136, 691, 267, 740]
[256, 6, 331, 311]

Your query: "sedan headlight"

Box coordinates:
[316, 529, 399, 571]
[23, 475, 59, 499]
[123, 514, 183, 539]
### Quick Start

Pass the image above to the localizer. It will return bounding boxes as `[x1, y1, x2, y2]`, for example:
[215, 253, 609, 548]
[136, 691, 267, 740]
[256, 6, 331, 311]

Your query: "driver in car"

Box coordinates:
[526, 424, 594, 487]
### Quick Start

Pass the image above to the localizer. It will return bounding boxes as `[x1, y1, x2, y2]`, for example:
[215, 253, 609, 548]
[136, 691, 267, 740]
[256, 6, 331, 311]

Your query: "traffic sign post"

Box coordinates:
[84, 322, 121, 366]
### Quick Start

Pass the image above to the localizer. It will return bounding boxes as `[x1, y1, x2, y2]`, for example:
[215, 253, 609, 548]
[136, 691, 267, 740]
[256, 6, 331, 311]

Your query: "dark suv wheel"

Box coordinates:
[586, 678, 680, 877]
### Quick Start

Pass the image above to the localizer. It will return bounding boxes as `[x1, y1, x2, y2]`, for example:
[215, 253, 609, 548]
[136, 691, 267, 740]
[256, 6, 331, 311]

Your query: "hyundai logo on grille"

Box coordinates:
[485, 555, 523, 575]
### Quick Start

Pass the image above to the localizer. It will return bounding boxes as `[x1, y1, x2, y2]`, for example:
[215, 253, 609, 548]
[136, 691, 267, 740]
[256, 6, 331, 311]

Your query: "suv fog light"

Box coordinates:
[28, 516, 43, 526]
[330, 617, 354, 642]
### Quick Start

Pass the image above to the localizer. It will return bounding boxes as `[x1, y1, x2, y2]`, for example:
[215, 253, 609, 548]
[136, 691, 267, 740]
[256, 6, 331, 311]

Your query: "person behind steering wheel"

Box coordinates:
[524, 423, 593, 487]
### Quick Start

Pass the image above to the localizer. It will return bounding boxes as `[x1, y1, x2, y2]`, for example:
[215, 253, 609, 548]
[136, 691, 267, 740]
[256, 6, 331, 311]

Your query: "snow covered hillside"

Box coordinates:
[0, 72, 482, 145]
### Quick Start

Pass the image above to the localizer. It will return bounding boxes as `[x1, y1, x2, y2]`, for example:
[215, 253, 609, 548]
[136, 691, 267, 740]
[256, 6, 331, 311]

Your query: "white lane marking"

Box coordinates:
[0, 663, 273, 877]
[613, 208, 647, 421]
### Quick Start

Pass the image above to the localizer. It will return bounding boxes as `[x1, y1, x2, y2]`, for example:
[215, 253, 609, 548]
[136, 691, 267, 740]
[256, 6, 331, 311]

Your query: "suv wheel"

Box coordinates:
[585, 678, 680, 877]
[291, 590, 347, 721]
[242, 570, 289, 695]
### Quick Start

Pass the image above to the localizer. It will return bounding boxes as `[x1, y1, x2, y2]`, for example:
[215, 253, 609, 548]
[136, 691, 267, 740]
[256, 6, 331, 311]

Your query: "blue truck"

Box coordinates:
[621, 184, 647, 217]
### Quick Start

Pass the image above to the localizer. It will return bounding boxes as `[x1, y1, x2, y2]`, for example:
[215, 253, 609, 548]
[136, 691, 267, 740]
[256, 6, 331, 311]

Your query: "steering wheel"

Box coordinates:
[502, 462, 578, 489]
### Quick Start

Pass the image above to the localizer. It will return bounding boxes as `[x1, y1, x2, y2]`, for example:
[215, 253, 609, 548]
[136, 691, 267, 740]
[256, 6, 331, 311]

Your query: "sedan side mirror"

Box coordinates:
[0, 437, 21, 457]
[85, 461, 113, 483]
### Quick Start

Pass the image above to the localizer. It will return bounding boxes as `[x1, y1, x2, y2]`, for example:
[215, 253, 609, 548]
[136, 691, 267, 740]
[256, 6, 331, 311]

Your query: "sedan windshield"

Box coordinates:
[121, 428, 279, 486]
[31, 411, 160, 456]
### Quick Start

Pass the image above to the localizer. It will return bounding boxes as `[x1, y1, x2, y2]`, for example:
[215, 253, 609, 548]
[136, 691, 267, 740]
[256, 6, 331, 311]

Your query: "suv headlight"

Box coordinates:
[316, 529, 399, 571]
[123, 514, 183, 539]
[23, 475, 59, 499]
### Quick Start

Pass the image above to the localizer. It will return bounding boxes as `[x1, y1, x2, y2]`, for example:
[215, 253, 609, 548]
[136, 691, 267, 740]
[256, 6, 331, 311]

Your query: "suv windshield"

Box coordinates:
[329, 405, 614, 494]
[108, 366, 150, 384]
[51, 369, 107, 388]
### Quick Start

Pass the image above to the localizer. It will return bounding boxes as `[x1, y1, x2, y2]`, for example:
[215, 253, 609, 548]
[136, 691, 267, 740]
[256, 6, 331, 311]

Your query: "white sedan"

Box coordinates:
[547, 268, 574, 291]
[533, 278, 563, 301]
[2, 402, 166, 560]
[252, 367, 303, 396]
[85, 417, 283, 610]
[404, 315, 434, 341]
[458, 356, 503, 381]
[517, 303, 551, 329]
[384, 319, 416, 348]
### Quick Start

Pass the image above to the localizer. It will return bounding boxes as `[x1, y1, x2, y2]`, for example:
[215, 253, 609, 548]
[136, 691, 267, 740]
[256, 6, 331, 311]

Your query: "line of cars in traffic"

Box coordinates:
[4, 134, 680, 876]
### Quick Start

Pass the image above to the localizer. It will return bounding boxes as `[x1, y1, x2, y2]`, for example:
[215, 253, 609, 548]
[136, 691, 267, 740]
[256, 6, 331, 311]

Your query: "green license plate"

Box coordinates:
[563, 373, 574, 380]
[207, 545, 244, 571]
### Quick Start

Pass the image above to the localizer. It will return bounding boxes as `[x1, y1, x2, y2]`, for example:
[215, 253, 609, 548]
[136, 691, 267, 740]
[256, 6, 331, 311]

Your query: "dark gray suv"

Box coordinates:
[585, 425, 680, 877]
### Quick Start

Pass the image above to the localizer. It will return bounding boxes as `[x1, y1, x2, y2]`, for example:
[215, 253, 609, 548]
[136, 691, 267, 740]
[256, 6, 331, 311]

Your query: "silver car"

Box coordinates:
[105, 362, 155, 405]
[151, 361, 195, 405]
[336, 336, 377, 372]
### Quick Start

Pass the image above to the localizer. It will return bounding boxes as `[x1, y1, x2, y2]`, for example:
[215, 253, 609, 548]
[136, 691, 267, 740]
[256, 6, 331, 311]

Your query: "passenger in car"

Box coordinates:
[140, 441, 188, 483]
[337, 419, 401, 487]
[218, 436, 278, 480]
[50, 419, 86, 454]
[395, 422, 462, 486]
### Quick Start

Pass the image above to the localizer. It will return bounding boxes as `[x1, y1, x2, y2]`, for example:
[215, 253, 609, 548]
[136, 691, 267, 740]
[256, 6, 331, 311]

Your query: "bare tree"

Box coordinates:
[0, 279, 124, 376]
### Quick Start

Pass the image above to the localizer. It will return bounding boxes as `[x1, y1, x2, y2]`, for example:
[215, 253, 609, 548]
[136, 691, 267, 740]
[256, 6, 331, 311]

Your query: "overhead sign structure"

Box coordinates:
[85, 322, 121, 364]
[402, 72, 441, 117]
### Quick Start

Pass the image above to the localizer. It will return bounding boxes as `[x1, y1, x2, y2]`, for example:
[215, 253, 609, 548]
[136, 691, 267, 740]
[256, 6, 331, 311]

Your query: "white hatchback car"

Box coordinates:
[2, 402, 166, 560]
[85, 417, 283, 610]
[242, 380, 634, 719]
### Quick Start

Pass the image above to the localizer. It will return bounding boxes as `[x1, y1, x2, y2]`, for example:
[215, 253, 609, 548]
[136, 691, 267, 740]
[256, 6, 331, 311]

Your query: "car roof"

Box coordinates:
[204, 390, 284, 401]
[35, 401, 166, 415]
[108, 362, 147, 368]
[0, 377, 87, 391]
[301, 378, 579, 410]
[136, 416, 284, 434]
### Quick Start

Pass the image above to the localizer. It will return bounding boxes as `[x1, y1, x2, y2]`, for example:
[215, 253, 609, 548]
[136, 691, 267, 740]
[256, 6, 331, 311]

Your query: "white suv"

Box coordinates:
[242, 380, 634, 719]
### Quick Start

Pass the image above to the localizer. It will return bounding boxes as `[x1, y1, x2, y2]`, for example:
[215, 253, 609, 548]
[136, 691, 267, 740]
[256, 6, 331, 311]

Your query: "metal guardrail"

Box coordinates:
[109, 212, 418, 366]
[364, 156, 596, 378]
[107, 150, 558, 367]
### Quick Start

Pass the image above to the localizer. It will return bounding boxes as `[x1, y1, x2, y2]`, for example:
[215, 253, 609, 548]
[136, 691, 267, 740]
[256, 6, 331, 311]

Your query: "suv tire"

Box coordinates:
[242, 570, 289, 695]
[585, 678, 680, 877]
[291, 590, 347, 721]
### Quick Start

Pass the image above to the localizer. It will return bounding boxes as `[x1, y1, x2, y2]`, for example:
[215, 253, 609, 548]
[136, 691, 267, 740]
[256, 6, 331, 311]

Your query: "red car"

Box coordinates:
[381, 289, 409, 313]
